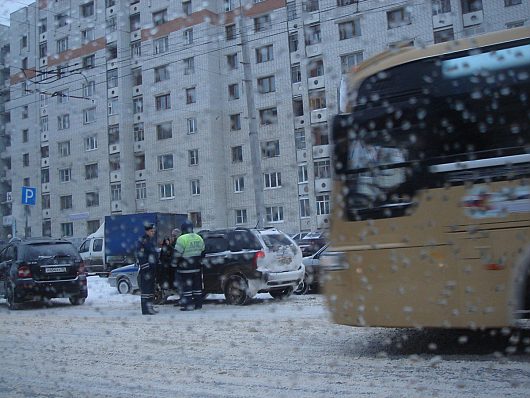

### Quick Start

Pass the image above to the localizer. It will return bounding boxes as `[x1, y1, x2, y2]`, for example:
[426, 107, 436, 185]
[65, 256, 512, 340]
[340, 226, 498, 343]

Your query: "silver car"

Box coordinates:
[295, 243, 329, 295]
[108, 264, 139, 294]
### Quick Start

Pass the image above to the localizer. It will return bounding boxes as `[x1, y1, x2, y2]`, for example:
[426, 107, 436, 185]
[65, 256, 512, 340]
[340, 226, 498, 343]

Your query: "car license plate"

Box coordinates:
[45, 267, 67, 273]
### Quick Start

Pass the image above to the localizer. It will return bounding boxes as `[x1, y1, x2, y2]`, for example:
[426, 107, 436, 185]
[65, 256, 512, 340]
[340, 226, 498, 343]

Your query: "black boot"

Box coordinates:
[141, 297, 152, 315]
[146, 299, 158, 315]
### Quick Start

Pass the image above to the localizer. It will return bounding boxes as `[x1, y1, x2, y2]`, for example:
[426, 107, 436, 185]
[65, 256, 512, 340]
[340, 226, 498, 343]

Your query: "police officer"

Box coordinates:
[159, 228, 180, 292]
[136, 223, 159, 315]
[174, 220, 205, 311]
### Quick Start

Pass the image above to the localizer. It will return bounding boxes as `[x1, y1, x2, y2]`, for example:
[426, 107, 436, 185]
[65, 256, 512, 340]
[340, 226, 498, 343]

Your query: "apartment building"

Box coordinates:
[0, 0, 528, 241]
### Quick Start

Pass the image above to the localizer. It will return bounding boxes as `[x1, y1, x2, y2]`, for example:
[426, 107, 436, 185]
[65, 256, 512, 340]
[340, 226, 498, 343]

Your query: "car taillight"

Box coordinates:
[252, 250, 265, 270]
[17, 264, 32, 278]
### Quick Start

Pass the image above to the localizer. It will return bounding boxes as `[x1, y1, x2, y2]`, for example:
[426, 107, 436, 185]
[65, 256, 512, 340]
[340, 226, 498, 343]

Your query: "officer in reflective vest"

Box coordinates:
[136, 223, 159, 315]
[174, 220, 205, 311]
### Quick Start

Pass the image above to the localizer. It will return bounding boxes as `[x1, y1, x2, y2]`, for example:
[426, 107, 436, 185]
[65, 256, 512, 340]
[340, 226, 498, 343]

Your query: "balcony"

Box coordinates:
[314, 177, 331, 193]
[312, 144, 330, 159]
[316, 214, 330, 229]
[41, 182, 50, 193]
[296, 149, 308, 161]
[41, 157, 49, 167]
[110, 171, 121, 183]
[462, 10, 483, 27]
[307, 76, 325, 90]
[298, 183, 309, 196]
[305, 44, 322, 58]
[310, 108, 327, 124]
[432, 12, 453, 29]
[42, 209, 51, 218]
[135, 169, 145, 180]
[294, 115, 306, 129]
[108, 143, 120, 155]
[132, 85, 143, 96]
[111, 200, 122, 212]
[134, 141, 145, 153]
[41, 132, 48, 142]
[302, 11, 319, 25]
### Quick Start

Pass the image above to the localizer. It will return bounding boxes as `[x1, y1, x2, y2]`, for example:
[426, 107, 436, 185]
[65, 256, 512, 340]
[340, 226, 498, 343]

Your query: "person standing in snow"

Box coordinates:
[136, 223, 159, 315]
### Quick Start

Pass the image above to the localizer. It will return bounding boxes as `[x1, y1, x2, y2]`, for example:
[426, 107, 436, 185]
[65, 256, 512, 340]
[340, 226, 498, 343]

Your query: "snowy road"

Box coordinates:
[0, 276, 529, 398]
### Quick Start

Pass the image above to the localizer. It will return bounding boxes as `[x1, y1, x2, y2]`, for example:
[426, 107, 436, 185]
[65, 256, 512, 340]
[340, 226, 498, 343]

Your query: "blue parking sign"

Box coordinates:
[21, 186, 37, 205]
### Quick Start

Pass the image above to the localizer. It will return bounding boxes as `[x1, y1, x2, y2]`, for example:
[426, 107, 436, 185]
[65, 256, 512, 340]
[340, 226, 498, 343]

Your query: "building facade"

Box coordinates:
[0, 0, 528, 241]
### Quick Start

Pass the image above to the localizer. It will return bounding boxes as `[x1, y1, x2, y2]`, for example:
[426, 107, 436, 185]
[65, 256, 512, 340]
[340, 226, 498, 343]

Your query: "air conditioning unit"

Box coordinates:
[462, 10, 483, 27]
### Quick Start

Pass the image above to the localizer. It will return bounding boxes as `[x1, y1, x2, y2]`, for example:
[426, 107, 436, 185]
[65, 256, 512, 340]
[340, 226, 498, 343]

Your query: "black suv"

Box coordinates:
[0, 238, 88, 310]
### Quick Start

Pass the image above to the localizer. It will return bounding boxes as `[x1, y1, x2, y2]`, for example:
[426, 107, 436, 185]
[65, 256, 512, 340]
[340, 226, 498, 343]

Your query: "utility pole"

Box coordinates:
[237, 6, 265, 228]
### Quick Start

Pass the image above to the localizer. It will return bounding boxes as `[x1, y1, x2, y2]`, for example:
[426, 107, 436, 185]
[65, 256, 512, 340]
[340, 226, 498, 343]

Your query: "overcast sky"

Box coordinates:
[1, 0, 34, 26]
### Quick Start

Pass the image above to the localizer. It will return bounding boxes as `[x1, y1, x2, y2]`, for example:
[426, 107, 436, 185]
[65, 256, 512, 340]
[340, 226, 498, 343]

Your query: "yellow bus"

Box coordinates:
[324, 27, 530, 330]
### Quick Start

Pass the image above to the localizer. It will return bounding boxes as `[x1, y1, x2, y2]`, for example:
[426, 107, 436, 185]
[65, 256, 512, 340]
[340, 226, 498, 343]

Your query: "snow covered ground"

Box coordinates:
[0, 276, 529, 397]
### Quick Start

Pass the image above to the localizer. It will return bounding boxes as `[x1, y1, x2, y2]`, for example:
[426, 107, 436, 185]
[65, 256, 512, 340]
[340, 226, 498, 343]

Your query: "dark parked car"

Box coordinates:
[0, 238, 88, 310]
[109, 227, 305, 305]
[296, 231, 328, 257]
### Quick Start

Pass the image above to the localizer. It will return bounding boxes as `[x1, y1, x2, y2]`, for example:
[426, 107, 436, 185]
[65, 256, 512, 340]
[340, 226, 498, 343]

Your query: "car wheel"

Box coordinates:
[294, 274, 310, 295]
[269, 286, 294, 300]
[117, 278, 132, 294]
[69, 296, 86, 305]
[224, 275, 250, 305]
[6, 283, 21, 310]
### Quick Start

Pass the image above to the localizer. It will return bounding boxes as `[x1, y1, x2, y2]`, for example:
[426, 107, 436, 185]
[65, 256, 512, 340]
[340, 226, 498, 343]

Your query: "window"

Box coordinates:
[159, 183, 175, 199]
[232, 146, 243, 163]
[40, 116, 48, 132]
[298, 164, 308, 183]
[187, 118, 197, 134]
[227, 53, 238, 70]
[461, 0, 483, 13]
[235, 209, 247, 225]
[191, 179, 200, 195]
[184, 57, 195, 74]
[134, 123, 145, 141]
[308, 58, 324, 77]
[295, 129, 306, 150]
[57, 141, 70, 157]
[338, 19, 361, 40]
[106, 44, 117, 60]
[316, 194, 330, 215]
[106, 16, 117, 32]
[261, 140, 280, 158]
[106, 0, 116, 6]
[41, 145, 49, 158]
[61, 223, 73, 237]
[85, 163, 98, 180]
[152, 9, 167, 26]
[83, 107, 96, 124]
[42, 194, 50, 210]
[22, 129, 28, 143]
[341, 52, 363, 73]
[226, 24, 236, 40]
[183, 1, 192, 15]
[108, 125, 119, 145]
[158, 154, 174, 171]
[314, 159, 331, 178]
[108, 98, 119, 115]
[304, 0, 319, 12]
[230, 114, 241, 131]
[132, 67, 142, 86]
[256, 45, 273, 63]
[56, 37, 68, 53]
[505, 0, 522, 5]
[291, 64, 301, 83]
[186, 87, 196, 104]
[56, 89, 69, 104]
[259, 108, 278, 125]
[107, 69, 118, 88]
[59, 168, 71, 182]
[432, 0, 451, 15]
[189, 212, 202, 228]
[228, 83, 240, 100]
[133, 96, 143, 114]
[39, 42, 47, 58]
[254, 14, 271, 32]
[82, 28, 95, 43]
[184, 28, 193, 45]
[257, 76, 275, 93]
[131, 40, 142, 57]
[87, 220, 100, 234]
[337, 0, 356, 5]
[156, 93, 171, 110]
[85, 192, 99, 207]
[108, 183, 121, 203]
[81, 1, 94, 17]
[42, 220, 51, 237]
[156, 122, 172, 140]
[56, 12, 69, 28]
[109, 154, 120, 171]
[84, 135, 98, 151]
[387, 7, 411, 28]
[189, 149, 199, 166]
[234, 176, 244, 192]
[58, 114, 70, 130]
[135, 154, 145, 171]
[265, 206, 284, 223]
[39, 18, 47, 34]
[293, 98, 304, 117]
[130, 13, 141, 31]
[154, 65, 170, 82]
[154, 36, 169, 54]
[23, 153, 29, 167]
[83, 80, 95, 96]
[136, 182, 147, 200]
[287, 2, 297, 20]
[434, 28, 455, 43]
[264, 172, 282, 189]
[309, 90, 327, 110]
[300, 197, 310, 218]
[305, 24, 321, 45]
[288, 33, 299, 53]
